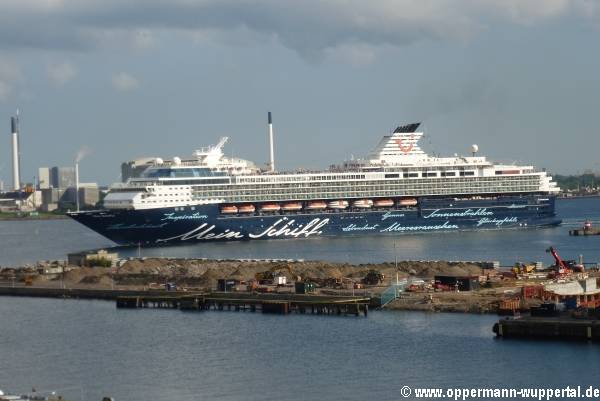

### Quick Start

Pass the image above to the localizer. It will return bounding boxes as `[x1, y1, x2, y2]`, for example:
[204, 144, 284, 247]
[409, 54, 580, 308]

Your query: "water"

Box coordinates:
[1, 198, 599, 266]
[1, 297, 600, 401]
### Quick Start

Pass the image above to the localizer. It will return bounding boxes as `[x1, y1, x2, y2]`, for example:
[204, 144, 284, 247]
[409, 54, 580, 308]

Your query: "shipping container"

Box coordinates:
[434, 275, 479, 291]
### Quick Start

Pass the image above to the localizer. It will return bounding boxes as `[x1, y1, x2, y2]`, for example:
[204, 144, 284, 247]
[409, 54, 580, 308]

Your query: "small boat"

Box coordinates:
[327, 200, 349, 210]
[352, 199, 373, 208]
[220, 205, 238, 214]
[398, 198, 418, 207]
[373, 199, 394, 208]
[238, 204, 256, 213]
[259, 203, 281, 212]
[306, 201, 327, 210]
[281, 202, 303, 211]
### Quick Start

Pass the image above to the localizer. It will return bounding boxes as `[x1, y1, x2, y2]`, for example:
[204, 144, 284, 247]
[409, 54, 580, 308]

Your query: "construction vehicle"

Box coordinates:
[255, 271, 274, 285]
[511, 262, 537, 275]
[361, 270, 385, 285]
[546, 246, 584, 278]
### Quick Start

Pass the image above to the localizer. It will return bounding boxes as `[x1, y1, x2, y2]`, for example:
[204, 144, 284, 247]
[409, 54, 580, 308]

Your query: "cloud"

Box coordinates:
[131, 29, 155, 50]
[324, 42, 378, 66]
[0, 0, 596, 59]
[112, 72, 139, 91]
[47, 61, 77, 85]
[0, 59, 23, 101]
[0, 81, 11, 101]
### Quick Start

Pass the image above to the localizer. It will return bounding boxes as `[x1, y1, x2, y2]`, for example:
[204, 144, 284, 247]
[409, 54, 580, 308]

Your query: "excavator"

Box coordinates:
[546, 246, 584, 278]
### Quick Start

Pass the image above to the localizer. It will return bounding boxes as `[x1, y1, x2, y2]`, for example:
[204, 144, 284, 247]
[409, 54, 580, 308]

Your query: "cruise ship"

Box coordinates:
[69, 121, 561, 245]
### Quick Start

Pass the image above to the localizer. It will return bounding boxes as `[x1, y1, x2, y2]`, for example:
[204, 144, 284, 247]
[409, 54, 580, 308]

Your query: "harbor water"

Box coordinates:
[1, 197, 600, 400]
[2, 297, 600, 401]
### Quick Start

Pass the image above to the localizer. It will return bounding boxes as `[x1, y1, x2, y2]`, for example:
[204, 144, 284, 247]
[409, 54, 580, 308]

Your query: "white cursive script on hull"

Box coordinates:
[422, 208, 493, 219]
[380, 221, 459, 232]
[476, 217, 518, 227]
[342, 223, 379, 232]
[381, 212, 406, 221]
[249, 217, 329, 239]
[156, 223, 244, 242]
[161, 212, 208, 221]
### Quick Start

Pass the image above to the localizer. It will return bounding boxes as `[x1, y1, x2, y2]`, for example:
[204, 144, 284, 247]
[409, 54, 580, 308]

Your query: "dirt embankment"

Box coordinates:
[3, 258, 511, 314]
[35, 258, 486, 290]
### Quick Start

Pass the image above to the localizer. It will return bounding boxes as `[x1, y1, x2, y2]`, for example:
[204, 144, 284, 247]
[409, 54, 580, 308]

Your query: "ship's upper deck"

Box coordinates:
[104, 123, 559, 209]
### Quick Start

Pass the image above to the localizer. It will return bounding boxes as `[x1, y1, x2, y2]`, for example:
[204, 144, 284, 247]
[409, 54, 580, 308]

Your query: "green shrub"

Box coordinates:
[87, 257, 112, 267]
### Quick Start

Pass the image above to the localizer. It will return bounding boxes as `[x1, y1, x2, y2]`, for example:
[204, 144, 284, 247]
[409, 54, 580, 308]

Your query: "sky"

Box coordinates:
[1, 0, 599, 187]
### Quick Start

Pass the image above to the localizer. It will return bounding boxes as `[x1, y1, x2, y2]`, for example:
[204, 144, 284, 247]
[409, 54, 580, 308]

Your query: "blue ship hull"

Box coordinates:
[68, 194, 560, 246]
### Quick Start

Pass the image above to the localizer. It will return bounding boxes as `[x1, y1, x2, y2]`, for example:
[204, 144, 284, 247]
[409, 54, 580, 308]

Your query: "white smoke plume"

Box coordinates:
[75, 145, 91, 163]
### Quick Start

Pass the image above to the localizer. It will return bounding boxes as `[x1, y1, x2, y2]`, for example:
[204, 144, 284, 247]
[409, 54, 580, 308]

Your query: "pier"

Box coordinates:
[493, 316, 600, 342]
[116, 292, 370, 316]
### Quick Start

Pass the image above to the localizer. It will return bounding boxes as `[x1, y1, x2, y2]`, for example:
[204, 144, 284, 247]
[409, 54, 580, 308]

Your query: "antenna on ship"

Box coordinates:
[267, 111, 275, 172]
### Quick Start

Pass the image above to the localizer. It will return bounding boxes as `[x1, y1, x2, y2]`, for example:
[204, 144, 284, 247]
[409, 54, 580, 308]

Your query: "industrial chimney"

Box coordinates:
[267, 112, 275, 172]
[10, 114, 20, 191]
[75, 162, 80, 212]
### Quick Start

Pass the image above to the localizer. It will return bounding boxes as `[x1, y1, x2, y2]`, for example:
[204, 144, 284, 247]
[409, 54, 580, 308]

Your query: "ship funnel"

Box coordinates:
[10, 114, 20, 191]
[267, 111, 275, 172]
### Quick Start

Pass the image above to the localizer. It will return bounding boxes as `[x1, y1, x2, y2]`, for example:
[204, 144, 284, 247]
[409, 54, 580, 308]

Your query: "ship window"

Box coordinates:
[143, 167, 227, 178]
[385, 173, 399, 179]
[441, 172, 456, 177]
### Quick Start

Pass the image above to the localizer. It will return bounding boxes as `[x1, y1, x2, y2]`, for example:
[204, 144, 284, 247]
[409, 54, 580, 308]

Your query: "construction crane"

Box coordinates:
[545, 246, 584, 278]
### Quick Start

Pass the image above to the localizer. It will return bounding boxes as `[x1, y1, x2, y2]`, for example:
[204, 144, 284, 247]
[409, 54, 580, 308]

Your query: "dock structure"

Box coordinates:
[116, 292, 370, 316]
[493, 317, 600, 342]
[569, 228, 600, 236]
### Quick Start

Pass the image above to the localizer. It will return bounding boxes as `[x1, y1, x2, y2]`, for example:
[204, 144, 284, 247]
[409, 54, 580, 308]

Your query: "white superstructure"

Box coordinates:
[102, 123, 559, 210]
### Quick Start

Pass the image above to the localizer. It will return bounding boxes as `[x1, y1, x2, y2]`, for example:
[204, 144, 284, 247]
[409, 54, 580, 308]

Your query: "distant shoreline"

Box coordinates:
[0, 214, 68, 221]
[558, 194, 600, 199]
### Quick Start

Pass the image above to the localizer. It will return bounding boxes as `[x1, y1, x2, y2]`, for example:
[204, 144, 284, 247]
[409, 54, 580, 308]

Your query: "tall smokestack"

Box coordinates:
[268, 111, 275, 172]
[11, 115, 20, 191]
[75, 162, 80, 212]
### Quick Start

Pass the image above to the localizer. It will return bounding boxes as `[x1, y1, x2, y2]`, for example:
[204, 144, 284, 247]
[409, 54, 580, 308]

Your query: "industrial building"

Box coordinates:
[50, 166, 76, 189]
[38, 167, 51, 189]
[0, 190, 42, 212]
[40, 184, 100, 211]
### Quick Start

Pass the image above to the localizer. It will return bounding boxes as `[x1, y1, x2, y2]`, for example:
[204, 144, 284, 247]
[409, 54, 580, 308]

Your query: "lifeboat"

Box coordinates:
[259, 203, 281, 212]
[306, 201, 327, 210]
[327, 200, 349, 210]
[220, 205, 238, 214]
[238, 204, 256, 213]
[281, 202, 303, 211]
[398, 198, 418, 207]
[352, 199, 373, 209]
[373, 199, 394, 208]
